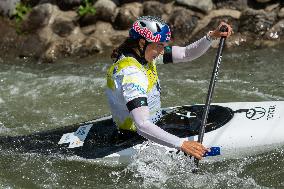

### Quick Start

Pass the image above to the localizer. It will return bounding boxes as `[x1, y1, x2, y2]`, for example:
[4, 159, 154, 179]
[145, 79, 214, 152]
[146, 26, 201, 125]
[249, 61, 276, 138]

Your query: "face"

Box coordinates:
[139, 40, 167, 62]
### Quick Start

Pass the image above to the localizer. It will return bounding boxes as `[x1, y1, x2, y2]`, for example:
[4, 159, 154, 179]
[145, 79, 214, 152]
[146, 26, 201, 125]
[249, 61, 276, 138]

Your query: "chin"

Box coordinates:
[145, 58, 153, 62]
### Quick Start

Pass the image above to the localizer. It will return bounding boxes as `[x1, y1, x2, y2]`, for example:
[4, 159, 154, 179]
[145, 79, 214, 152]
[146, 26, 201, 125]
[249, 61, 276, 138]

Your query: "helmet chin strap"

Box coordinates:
[126, 38, 149, 65]
[138, 39, 150, 65]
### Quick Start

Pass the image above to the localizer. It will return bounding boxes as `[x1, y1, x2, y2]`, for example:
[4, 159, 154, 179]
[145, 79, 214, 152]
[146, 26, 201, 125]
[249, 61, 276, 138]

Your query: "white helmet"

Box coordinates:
[129, 16, 171, 43]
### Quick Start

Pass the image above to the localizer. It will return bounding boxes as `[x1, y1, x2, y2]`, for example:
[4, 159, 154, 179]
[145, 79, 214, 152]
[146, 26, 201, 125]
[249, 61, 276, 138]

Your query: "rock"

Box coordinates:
[143, 1, 167, 18]
[118, 0, 140, 4]
[189, 9, 241, 40]
[81, 25, 96, 35]
[21, 3, 53, 32]
[279, 7, 284, 18]
[167, 6, 199, 44]
[0, 18, 24, 55]
[247, 0, 277, 10]
[51, 19, 76, 37]
[195, 16, 240, 47]
[163, 2, 175, 15]
[0, 0, 20, 17]
[78, 14, 97, 27]
[226, 33, 248, 48]
[1, 0, 284, 62]
[264, 19, 284, 40]
[92, 22, 115, 47]
[77, 37, 102, 57]
[91, 21, 128, 47]
[42, 35, 102, 62]
[22, 3, 78, 33]
[255, 0, 272, 3]
[143, 1, 175, 22]
[58, 0, 82, 10]
[42, 40, 71, 63]
[18, 34, 45, 58]
[113, 2, 142, 30]
[40, 25, 88, 62]
[20, 3, 105, 62]
[111, 0, 120, 6]
[212, 0, 248, 11]
[94, 0, 118, 23]
[39, 0, 81, 10]
[33, 4, 78, 39]
[239, 8, 277, 36]
[22, 0, 41, 7]
[118, 0, 176, 4]
[175, 0, 213, 13]
[109, 31, 129, 47]
[264, 3, 280, 12]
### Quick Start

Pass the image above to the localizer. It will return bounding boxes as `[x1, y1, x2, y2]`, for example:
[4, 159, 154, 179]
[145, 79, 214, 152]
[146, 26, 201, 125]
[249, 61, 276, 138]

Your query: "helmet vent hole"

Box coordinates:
[140, 22, 146, 27]
[156, 23, 161, 32]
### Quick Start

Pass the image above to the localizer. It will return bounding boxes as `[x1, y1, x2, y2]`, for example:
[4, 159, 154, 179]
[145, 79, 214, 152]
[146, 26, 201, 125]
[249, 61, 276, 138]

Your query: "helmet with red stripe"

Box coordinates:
[129, 16, 171, 43]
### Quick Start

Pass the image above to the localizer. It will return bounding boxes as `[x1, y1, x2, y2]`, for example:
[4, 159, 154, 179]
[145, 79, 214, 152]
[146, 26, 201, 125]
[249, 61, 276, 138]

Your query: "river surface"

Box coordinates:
[0, 44, 283, 189]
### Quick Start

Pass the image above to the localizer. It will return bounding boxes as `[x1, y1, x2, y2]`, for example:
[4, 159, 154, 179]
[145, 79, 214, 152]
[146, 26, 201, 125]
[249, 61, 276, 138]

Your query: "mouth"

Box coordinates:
[152, 55, 159, 59]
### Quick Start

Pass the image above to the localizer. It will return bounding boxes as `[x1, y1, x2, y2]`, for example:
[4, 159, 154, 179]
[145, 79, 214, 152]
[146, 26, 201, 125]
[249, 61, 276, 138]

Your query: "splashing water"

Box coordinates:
[0, 45, 283, 188]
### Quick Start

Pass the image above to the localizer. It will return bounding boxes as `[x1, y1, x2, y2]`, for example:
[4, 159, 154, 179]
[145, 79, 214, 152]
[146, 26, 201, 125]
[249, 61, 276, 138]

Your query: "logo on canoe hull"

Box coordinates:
[246, 107, 266, 120]
[235, 105, 277, 121]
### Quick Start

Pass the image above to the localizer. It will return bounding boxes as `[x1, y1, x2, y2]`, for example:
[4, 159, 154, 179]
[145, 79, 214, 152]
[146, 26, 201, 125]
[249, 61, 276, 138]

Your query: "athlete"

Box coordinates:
[106, 16, 232, 160]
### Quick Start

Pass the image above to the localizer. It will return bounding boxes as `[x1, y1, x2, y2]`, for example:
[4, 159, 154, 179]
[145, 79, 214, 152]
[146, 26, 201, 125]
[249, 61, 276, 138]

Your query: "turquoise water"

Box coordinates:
[0, 44, 283, 188]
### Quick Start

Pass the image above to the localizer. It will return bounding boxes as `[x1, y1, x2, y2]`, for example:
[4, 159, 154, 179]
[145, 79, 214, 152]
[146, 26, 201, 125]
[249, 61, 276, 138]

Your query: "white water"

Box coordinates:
[0, 45, 283, 188]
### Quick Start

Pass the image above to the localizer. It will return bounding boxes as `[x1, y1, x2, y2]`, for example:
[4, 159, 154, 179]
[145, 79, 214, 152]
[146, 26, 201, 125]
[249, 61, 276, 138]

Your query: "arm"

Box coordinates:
[171, 35, 212, 63]
[162, 35, 212, 64]
[130, 106, 185, 149]
[163, 22, 233, 64]
[121, 68, 206, 159]
[121, 69, 183, 148]
[130, 105, 207, 159]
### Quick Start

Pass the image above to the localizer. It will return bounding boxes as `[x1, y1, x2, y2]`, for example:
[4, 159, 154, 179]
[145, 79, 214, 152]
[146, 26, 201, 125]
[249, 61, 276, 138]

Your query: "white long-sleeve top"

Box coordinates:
[106, 36, 212, 149]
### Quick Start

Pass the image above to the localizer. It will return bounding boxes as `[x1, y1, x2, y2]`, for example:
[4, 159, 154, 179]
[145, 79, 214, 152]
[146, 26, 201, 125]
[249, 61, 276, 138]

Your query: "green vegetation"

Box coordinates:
[78, 0, 96, 17]
[13, 2, 31, 24]
[12, 2, 32, 34]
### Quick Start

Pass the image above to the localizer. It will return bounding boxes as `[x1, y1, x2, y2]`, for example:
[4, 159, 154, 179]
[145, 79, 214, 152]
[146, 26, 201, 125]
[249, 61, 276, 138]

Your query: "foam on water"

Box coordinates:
[164, 78, 207, 85]
[0, 181, 13, 189]
[0, 97, 4, 104]
[218, 79, 250, 84]
[46, 76, 106, 87]
[0, 45, 283, 188]
[109, 143, 283, 189]
[0, 122, 11, 134]
[239, 89, 284, 101]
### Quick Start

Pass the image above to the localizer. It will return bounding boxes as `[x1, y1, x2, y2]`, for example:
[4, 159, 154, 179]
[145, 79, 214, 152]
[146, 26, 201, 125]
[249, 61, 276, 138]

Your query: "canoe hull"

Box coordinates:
[95, 101, 284, 163]
[0, 101, 283, 164]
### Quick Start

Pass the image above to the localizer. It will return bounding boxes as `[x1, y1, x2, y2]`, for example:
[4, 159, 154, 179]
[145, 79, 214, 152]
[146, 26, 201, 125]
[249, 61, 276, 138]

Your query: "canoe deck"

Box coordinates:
[0, 105, 233, 159]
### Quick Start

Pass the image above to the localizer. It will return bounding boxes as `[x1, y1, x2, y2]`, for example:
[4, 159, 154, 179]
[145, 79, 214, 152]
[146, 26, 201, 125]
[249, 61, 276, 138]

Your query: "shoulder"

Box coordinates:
[115, 57, 146, 76]
[116, 57, 144, 71]
[113, 58, 148, 88]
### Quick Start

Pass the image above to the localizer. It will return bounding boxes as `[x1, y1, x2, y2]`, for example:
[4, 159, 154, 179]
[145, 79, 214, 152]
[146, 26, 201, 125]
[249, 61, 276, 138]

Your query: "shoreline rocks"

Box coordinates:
[0, 0, 283, 63]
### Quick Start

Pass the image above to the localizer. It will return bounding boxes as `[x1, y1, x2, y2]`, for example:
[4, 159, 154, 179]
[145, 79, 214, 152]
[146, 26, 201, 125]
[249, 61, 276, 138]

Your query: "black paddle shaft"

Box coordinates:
[193, 25, 228, 172]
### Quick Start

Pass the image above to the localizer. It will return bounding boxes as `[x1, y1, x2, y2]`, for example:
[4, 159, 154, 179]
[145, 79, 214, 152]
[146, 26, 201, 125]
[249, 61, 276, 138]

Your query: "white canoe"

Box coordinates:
[0, 101, 283, 164]
[105, 101, 284, 163]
